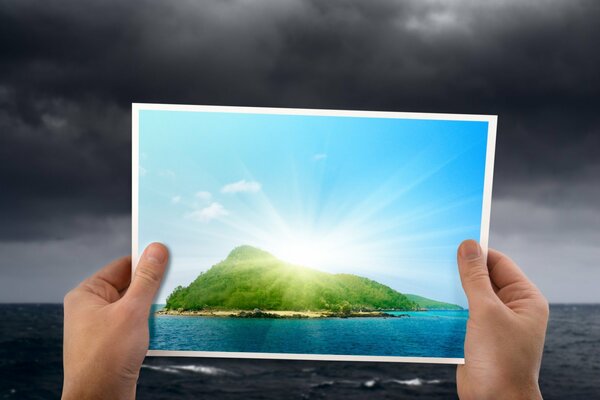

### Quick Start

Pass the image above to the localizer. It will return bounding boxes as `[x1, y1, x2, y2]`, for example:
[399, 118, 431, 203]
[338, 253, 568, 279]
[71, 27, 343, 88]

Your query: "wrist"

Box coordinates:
[62, 387, 137, 400]
[62, 375, 137, 400]
[458, 370, 543, 400]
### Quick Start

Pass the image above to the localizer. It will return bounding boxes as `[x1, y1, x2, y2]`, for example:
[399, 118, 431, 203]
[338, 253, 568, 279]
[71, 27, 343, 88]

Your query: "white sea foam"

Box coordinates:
[141, 365, 181, 374]
[176, 365, 232, 376]
[363, 379, 378, 388]
[389, 378, 442, 386]
[142, 364, 233, 376]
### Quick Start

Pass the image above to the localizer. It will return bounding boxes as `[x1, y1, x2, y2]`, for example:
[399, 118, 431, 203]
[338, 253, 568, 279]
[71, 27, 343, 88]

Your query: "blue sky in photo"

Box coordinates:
[138, 109, 489, 308]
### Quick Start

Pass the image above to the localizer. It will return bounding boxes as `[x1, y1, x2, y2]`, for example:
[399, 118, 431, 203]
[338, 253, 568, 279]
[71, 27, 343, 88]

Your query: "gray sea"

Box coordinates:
[0, 304, 598, 399]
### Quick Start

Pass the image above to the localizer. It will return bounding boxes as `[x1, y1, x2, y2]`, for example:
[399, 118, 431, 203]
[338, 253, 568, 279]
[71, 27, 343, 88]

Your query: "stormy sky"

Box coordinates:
[1, 0, 598, 303]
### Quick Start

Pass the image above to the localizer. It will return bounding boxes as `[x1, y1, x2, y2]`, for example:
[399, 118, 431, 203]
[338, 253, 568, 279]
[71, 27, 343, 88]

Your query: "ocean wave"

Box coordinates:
[310, 377, 443, 390]
[176, 365, 233, 375]
[387, 378, 442, 386]
[142, 364, 234, 376]
[362, 379, 381, 388]
[141, 365, 181, 374]
[311, 379, 375, 389]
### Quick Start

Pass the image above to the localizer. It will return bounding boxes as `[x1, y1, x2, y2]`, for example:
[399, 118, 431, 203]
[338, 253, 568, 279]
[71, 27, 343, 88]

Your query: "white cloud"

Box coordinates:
[313, 153, 327, 161]
[195, 191, 212, 201]
[187, 202, 229, 222]
[171, 195, 181, 204]
[221, 179, 261, 194]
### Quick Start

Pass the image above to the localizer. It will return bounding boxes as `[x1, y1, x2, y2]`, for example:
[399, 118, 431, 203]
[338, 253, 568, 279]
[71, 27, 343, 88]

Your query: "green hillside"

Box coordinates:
[405, 294, 463, 310]
[165, 245, 420, 312]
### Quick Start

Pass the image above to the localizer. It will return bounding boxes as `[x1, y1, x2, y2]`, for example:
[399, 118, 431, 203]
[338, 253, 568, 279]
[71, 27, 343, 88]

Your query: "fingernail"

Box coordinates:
[460, 240, 481, 259]
[144, 244, 166, 265]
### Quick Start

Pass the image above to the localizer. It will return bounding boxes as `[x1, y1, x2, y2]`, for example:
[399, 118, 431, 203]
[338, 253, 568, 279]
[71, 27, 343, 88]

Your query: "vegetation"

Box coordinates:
[404, 294, 463, 310]
[165, 245, 422, 312]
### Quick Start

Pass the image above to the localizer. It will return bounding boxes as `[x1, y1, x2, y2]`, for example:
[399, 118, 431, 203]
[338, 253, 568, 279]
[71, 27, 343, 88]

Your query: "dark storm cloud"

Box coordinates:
[2, 1, 599, 203]
[0, 92, 130, 239]
[0, 0, 599, 301]
[0, 216, 131, 302]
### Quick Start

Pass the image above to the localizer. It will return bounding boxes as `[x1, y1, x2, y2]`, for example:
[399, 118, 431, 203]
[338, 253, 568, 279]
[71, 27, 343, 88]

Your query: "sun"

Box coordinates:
[267, 230, 361, 270]
[271, 238, 327, 268]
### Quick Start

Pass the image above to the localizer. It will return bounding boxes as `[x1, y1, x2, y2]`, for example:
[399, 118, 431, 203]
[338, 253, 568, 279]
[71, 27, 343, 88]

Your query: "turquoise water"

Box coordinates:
[149, 306, 468, 358]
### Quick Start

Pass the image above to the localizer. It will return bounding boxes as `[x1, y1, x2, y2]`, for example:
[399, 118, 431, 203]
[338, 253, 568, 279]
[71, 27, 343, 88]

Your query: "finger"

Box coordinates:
[75, 256, 132, 304]
[125, 243, 169, 306]
[92, 256, 132, 292]
[487, 248, 533, 290]
[487, 248, 548, 316]
[457, 240, 495, 302]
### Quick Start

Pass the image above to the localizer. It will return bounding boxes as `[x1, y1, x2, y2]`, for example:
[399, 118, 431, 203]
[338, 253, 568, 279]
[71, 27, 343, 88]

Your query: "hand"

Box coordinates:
[456, 240, 548, 400]
[62, 243, 169, 400]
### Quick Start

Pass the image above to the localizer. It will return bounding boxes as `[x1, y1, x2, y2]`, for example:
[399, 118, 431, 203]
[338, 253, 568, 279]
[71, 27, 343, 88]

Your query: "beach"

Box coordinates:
[156, 308, 409, 319]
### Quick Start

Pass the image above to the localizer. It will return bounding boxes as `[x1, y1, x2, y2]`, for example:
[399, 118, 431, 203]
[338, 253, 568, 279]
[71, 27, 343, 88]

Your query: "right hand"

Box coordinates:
[456, 240, 549, 400]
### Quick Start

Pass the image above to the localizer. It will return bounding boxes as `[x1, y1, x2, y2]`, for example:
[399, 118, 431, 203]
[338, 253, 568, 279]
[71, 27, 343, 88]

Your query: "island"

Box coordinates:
[159, 245, 462, 318]
[404, 294, 464, 311]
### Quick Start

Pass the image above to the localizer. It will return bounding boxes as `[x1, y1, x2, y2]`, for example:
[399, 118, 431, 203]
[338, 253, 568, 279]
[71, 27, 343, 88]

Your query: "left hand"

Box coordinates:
[62, 243, 169, 400]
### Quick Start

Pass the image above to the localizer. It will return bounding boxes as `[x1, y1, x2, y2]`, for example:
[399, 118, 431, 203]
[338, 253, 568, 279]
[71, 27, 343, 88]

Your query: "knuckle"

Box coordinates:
[537, 294, 550, 317]
[135, 266, 160, 286]
[462, 261, 489, 283]
[513, 281, 536, 296]
[63, 289, 78, 305]
[81, 279, 110, 299]
[521, 285, 550, 318]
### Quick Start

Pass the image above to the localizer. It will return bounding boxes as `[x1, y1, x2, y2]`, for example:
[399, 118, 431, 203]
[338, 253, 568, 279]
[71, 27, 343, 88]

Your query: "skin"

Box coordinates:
[62, 240, 548, 399]
[62, 243, 169, 400]
[456, 240, 549, 400]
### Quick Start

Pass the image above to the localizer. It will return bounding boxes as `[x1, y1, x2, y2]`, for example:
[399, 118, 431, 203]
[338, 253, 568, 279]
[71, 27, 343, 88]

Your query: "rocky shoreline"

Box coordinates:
[155, 308, 410, 319]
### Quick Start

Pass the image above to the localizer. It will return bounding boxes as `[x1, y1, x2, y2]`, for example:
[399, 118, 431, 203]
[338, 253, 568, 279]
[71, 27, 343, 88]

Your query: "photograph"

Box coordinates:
[133, 104, 496, 363]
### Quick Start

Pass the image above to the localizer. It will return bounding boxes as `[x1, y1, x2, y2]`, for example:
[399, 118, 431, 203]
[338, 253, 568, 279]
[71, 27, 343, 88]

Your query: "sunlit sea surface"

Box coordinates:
[150, 306, 467, 358]
[0, 304, 598, 399]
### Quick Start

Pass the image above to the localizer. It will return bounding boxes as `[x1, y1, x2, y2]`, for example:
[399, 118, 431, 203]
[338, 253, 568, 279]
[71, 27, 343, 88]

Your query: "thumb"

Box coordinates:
[457, 240, 495, 307]
[125, 243, 169, 306]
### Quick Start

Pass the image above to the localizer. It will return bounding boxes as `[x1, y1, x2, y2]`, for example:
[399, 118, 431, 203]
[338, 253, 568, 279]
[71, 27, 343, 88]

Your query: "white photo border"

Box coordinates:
[132, 102, 498, 364]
